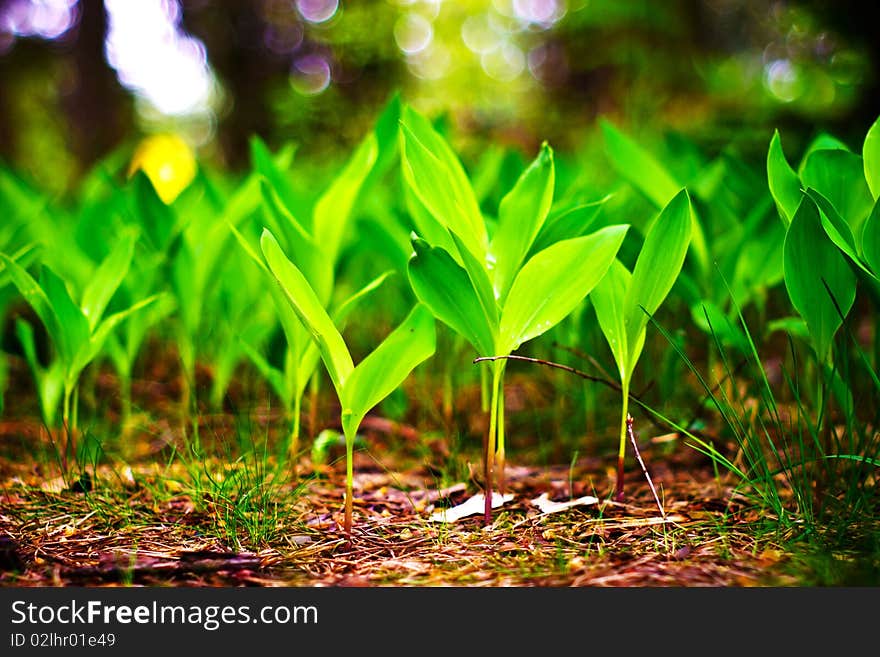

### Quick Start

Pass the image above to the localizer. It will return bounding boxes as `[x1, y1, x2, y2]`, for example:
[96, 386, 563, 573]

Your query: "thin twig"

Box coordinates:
[472, 354, 672, 435]
[473, 355, 621, 391]
[627, 414, 665, 519]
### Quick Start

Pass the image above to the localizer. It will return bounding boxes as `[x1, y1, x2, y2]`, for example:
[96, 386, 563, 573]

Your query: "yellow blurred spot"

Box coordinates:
[128, 133, 197, 204]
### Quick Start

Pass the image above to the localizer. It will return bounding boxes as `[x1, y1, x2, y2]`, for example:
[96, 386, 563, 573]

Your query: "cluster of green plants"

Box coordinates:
[1, 93, 879, 546]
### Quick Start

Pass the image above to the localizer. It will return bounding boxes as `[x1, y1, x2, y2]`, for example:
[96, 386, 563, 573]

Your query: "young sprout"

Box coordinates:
[591, 189, 693, 501]
[0, 230, 159, 477]
[260, 228, 436, 538]
[400, 106, 628, 523]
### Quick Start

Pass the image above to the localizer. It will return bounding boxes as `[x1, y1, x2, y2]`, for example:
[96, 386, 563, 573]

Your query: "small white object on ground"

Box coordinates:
[529, 492, 599, 515]
[429, 492, 514, 522]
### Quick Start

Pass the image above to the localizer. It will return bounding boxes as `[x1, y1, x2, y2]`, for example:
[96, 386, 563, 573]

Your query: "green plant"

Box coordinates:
[591, 189, 693, 500]
[260, 228, 436, 538]
[401, 106, 628, 523]
[0, 230, 158, 475]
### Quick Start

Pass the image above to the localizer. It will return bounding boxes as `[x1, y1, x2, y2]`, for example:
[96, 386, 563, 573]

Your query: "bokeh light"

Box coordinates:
[296, 0, 339, 24]
[290, 54, 332, 95]
[2, 0, 78, 41]
[103, 0, 218, 118]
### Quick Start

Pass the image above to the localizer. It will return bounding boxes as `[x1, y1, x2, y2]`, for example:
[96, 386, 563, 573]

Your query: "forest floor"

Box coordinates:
[0, 422, 808, 587]
[0, 358, 876, 588]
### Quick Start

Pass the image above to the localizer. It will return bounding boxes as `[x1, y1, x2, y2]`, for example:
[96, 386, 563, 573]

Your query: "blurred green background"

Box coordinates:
[1, 0, 879, 195]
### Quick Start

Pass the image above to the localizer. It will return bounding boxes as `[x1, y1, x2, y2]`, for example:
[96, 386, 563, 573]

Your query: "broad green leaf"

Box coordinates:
[342, 304, 436, 429]
[797, 133, 850, 176]
[591, 258, 632, 381]
[0, 255, 69, 364]
[767, 129, 802, 225]
[239, 338, 290, 406]
[783, 198, 857, 362]
[260, 228, 354, 392]
[530, 197, 608, 255]
[400, 107, 487, 258]
[132, 171, 177, 251]
[76, 294, 161, 377]
[490, 143, 555, 302]
[313, 132, 378, 264]
[229, 219, 311, 384]
[331, 270, 395, 327]
[600, 119, 680, 208]
[449, 231, 498, 329]
[730, 222, 785, 309]
[15, 319, 64, 427]
[806, 188, 877, 280]
[0, 242, 40, 289]
[801, 149, 874, 233]
[40, 266, 90, 367]
[407, 237, 495, 356]
[80, 229, 137, 331]
[250, 136, 299, 219]
[624, 189, 692, 353]
[363, 91, 402, 190]
[861, 197, 880, 274]
[403, 178, 460, 259]
[499, 224, 628, 355]
[259, 178, 332, 303]
[865, 115, 880, 200]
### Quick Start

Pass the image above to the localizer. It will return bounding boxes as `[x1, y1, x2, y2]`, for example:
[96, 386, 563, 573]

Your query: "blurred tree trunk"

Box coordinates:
[62, 0, 131, 176]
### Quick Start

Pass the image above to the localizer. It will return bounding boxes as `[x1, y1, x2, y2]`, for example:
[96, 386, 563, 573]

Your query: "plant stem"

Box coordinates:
[308, 373, 319, 440]
[615, 378, 630, 502]
[343, 423, 355, 540]
[61, 384, 72, 478]
[480, 365, 490, 413]
[495, 360, 507, 495]
[483, 362, 502, 525]
[289, 391, 302, 468]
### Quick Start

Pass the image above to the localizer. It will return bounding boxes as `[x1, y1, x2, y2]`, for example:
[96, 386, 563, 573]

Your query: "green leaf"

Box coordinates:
[260, 228, 354, 392]
[131, 171, 177, 251]
[691, 301, 749, 353]
[229, 219, 312, 388]
[499, 224, 628, 355]
[40, 266, 90, 367]
[449, 231, 499, 330]
[530, 197, 608, 255]
[765, 316, 810, 340]
[490, 143, 555, 302]
[800, 149, 874, 233]
[249, 136, 299, 218]
[600, 119, 680, 208]
[15, 318, 64, 427]
[806, 188, 877, 280]
[239, 338, 290, 408]
[591, 258, 632, 381]
[400, 107, 487, 259]
[259, 177, 332, 304]
[331, 270, 395, 327]
[407, 237, 495, 356]
[0, 254, 68, 363]
[77, 295, 161, 377]
[342, 304, 436, 430]
[80, 229, 137, 331]
[797, 133, 850, 176]
[783, 197, 857, 362]
[861, 197, 880, 274]
[767, 129, 803, 225]
[624, 189, 692, 357]
[865, 115, 880, 200]
[312, 132, 378, 264]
